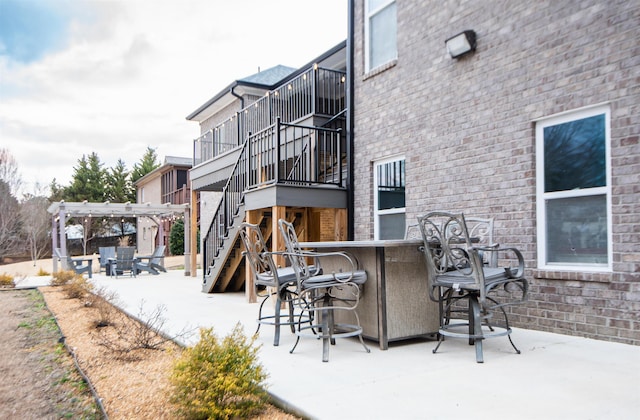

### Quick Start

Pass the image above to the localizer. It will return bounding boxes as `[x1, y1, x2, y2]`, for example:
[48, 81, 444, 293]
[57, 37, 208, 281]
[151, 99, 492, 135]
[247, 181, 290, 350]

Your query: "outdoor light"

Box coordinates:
[445, 30, 476, 58]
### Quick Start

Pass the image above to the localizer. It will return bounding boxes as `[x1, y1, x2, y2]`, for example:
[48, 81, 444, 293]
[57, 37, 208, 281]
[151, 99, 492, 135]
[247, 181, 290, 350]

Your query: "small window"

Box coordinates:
[365, 0, 397, 72]
[374, 157, 405, 239]
[535, 105, 611, 271]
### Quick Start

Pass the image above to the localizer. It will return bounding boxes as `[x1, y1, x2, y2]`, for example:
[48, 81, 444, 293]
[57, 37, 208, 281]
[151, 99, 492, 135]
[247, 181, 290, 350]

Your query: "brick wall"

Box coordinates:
[352, 0, 639, 344]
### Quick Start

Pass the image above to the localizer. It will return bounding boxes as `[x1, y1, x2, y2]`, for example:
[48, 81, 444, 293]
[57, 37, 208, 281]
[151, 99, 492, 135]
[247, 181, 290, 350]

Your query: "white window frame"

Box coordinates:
[364, 0, 397, 73]
[373, 155, 405, 240]
[535, 104, 612, 272]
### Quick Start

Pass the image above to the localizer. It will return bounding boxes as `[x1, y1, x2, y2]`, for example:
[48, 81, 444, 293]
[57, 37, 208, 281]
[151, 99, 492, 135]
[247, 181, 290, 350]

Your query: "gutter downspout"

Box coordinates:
[230, 85, 245, 109]
[230, 86, 245, 145]
[347, 0, 355, 240]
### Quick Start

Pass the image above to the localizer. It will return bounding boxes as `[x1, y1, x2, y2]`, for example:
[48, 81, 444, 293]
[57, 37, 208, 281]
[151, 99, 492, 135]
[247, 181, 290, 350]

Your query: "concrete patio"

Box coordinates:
[18, 269, 640, 419]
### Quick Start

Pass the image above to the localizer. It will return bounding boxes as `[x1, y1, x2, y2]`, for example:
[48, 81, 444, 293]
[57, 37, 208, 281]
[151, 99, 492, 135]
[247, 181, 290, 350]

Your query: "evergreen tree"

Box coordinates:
[65, 153, 107, 202]
[48, 178, 65, 202]
[105, 159, 135, 203]
[169, 218, 184, 255]
[131, 146, 160, 183]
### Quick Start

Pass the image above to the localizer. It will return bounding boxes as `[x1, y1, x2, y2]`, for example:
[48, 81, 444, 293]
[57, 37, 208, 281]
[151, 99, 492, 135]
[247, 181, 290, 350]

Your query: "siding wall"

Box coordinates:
[352, 0, 639, 344]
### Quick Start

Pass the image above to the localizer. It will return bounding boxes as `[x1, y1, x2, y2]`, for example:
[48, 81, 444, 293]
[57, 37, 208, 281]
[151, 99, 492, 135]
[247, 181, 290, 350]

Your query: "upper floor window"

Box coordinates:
[535, 105, 612, 271]
[374, 156, 405, 239]
[365, 0, 397, 72]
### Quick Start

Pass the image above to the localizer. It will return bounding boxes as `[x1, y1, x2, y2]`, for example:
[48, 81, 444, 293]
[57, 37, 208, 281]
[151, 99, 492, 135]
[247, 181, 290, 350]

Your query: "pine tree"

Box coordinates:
[65, 153, 107, 202]
[131, 147, 160, 183]
[105, 159, 135, 203]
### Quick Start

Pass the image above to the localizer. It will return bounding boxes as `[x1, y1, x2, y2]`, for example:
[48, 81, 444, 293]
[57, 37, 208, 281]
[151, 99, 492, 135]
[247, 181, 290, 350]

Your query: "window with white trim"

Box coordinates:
[374, 157, 405, 239]
[365, 0, 397, 72]
[535, 105, 612, 271]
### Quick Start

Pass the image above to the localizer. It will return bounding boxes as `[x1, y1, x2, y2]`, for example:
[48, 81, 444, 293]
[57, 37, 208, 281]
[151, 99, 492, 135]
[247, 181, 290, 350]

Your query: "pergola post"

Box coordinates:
[190, 189, 198, 278]
[183, 209, 191, 276]
[59, 208, 68, 270]
[52, 214, 59, 272]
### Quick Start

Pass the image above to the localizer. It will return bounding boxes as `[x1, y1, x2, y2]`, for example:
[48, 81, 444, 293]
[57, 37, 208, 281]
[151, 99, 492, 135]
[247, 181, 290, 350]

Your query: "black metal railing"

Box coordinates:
[248, 119, 343, 189]
[201, 121, 343, 280]
[202, 139, 249, 279]
[193, 66, 346, 166]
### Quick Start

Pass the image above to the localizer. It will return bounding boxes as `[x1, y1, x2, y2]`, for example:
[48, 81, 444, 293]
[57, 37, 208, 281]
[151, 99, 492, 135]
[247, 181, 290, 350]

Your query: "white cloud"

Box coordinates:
[0, 0, 347, 194]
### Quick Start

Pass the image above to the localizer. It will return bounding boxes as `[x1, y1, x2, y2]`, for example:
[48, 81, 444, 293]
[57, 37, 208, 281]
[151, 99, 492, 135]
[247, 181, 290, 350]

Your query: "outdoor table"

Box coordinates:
[300, 239, 439, 350]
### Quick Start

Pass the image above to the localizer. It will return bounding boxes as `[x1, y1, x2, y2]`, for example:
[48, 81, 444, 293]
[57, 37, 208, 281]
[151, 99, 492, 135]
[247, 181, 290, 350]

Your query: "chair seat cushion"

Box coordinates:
[256, 265, 320, 286]
[436, 267, 508, 290]
[303, 269, 367, 287]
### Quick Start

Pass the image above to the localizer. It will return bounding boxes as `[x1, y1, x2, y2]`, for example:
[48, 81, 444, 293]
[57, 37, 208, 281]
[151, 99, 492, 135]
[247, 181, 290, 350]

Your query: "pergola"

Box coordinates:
[47, 201, 192, 275]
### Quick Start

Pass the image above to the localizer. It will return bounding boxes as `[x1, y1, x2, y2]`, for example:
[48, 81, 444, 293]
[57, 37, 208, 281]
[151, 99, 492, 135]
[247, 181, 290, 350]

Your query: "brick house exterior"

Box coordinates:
[350, 0, 639, 344]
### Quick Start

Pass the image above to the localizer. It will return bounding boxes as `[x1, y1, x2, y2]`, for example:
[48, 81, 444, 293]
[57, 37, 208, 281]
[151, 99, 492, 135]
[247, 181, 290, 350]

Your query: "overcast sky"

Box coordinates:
[0, 0, 347, 194]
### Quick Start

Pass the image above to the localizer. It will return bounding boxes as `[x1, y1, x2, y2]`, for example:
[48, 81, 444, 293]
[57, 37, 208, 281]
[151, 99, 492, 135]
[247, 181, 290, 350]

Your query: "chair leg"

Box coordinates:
[286, 291, 296, 334]
[321, 306, 330, 362]
[469, 296, 484, 363]
[273, 295, 282, 347]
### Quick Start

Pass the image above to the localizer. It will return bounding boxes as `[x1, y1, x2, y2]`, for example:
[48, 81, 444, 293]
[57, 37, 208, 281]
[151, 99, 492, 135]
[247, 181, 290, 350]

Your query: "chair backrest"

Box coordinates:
[116, 246, 135, 269]
[99, 246, 116, 265]
[239, 223, 279, 288]
[404, 224, 421, 240]
[278, 219, 314, 282]
[463, 217, 497, 266]
[417, 212, 485, 294]
[149, 245, 166, 265]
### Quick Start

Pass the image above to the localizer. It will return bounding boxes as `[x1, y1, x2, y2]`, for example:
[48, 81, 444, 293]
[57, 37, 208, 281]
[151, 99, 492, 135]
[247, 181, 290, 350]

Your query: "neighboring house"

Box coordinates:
[135, 156, 192, 255]
[350, 0, 638, 344]
[187, 44, 348, 294]
[187, 1, 638, 346]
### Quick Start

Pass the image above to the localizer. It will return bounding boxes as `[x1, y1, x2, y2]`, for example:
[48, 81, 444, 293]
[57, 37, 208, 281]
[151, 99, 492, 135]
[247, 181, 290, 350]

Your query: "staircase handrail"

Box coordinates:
[202, 137, 249, 279]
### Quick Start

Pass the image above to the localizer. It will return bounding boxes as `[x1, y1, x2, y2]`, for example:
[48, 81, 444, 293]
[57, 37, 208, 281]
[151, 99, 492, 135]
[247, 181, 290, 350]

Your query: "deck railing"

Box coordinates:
[162, 185, 189, 205]
[193, 66, 346, 166]
[202, 121, 343, 280]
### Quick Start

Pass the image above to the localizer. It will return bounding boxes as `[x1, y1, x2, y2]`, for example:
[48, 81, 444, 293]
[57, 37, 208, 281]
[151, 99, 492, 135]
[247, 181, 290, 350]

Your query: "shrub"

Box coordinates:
[50, 270, 76, 286]
[63, 274, 94, 299]
[37, 267, 50, 276]
[96, 301, 185, 359]
[86, 286, 120, 328]
[169, 219, 200, 256]
[0, 273, 15, 288]
[170, 324, 268, 419]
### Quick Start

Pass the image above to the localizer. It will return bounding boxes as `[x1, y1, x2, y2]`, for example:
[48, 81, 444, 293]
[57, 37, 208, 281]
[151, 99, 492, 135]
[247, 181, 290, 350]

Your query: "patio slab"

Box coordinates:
[26, 270, 640, 420]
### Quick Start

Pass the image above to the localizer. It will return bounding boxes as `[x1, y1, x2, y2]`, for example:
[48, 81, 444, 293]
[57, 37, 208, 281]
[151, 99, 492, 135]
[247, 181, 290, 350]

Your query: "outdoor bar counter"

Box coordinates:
[299, 239, 439, 350]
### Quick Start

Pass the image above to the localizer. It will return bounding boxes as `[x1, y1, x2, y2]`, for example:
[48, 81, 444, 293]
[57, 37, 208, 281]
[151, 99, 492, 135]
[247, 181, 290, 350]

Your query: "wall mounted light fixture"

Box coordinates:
[445, 30, 477, 59]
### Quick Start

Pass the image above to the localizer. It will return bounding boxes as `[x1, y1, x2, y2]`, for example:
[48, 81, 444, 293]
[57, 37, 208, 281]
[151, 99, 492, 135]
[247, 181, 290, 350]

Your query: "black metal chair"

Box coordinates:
[417, 211, 528, 363]
[278, 219, 370, 362]
[239, 222, 309, 346]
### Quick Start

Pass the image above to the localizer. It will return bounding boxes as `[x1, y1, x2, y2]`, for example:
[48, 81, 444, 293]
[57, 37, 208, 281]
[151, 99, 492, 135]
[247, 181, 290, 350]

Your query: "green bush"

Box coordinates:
[0, 273, 15, 288]
[170, 323, 269, 420]
[169, 219, 185, 256]
[169, 218, 200, 256]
